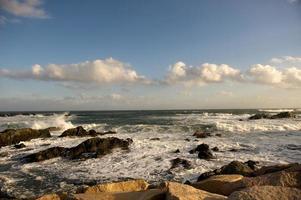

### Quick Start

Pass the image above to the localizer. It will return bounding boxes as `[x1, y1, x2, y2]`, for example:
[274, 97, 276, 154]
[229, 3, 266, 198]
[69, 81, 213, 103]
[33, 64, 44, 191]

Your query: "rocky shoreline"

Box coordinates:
[0, 112, 300, 200]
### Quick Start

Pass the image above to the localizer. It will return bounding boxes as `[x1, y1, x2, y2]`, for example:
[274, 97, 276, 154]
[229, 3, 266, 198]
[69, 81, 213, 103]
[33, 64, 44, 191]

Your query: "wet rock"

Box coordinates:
[270, 111, 296, 119]
[220, 161, 254, 176]
[248, 113, 271, 120]
[249, 112, 296, 120]
[245, 160, 259, 170]
[165, 181, 227, 200]
[192, 174, 244, 196]
[253, 163, 300, 176]
[228, 186, 301, 200]
[59, 126, 117, 137]
[212, 147, 219, 152]
[0, 128, 51, 147]
[45, 127, 62, 132]
[190, 143, 214, 159]
[173, 149, 180, 153]
[24, 137, 133, 162]
[14, 143, 26, 149]
[215, 133, 222, 137]
[170, 158, 192, 169]
[193, 130, 211, 138]
[150, 138, 160, 141]
[184, 138, 190, 142]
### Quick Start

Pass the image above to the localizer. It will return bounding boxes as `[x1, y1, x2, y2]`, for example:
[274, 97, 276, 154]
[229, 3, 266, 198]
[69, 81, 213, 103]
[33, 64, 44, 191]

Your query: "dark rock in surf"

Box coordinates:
[249, 112, 296, 120]
[14, 143, 26, 149]
[174, 149, 180, 153]
[150, 138, 160, 141]
[215, 133, 222, 137]
[212, 147, 219, 152]
[0, 128, 51, 147]
[193, 130, 211, 138]
[170, 158, 192, 169]
[190, 143, 214, 160]
[24, 137, 133, 162]
[59, 126, 117, 137]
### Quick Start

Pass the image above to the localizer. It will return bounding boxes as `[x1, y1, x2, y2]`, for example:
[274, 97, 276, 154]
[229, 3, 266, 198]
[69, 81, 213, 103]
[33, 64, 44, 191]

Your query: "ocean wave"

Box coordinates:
[258, 109, 295, 113]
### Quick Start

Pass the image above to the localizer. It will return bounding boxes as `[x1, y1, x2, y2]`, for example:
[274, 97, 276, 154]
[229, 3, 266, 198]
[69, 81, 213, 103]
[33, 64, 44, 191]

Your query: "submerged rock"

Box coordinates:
[14, 143, 26, 149]
[170, 158, 192, 169]
[0, 128, 51, 147]
[248, 113, 271, 120]
[212, 147, 219, 152]
[193, 130, 211, 138]
[24, 137, 133, 162]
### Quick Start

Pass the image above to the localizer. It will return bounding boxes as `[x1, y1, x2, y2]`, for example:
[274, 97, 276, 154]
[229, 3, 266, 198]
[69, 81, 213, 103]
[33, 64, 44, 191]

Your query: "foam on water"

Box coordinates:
[0, 110, 301, 198]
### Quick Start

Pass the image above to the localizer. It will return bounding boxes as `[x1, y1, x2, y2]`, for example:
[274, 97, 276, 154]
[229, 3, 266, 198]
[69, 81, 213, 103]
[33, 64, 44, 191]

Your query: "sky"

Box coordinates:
[0, 0, 301, 111]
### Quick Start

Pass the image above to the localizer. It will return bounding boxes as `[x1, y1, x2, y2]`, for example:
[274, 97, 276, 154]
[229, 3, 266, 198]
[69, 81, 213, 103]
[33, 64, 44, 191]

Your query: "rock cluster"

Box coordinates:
[59, 126, 117, 137]
[24, 137, 133, 162]
[190, 143, 214, 159]
[248, 112, 296, 120]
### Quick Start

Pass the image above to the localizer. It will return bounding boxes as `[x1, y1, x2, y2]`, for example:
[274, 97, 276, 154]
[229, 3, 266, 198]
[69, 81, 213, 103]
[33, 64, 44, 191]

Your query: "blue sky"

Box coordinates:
[0, 0, 301, 111]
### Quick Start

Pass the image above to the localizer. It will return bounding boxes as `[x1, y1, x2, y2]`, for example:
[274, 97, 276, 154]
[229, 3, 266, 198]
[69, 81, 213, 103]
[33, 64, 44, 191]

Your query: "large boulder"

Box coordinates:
[24, 137, 133, 162]
[165, 182, 227, 200]
[0, 128, 51, 147]
[83, 179, 149, 194]
[75, 189, 166, 200]
[192, 175, 243, 196]
[228, 186, 301, 200]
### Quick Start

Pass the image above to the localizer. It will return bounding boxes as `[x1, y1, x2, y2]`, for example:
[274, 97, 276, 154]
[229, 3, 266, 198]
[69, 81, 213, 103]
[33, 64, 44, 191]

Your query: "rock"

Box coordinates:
[36, 193, 69, 200]
[215, 133, 222, 137]
[165, 181, 227, 200]
[240, 170, 301, 189]
[190, 143, 214, 159]
[249, 112, 296, 120]
[24, 137, 133, 162]
[100, 130, 117, 135]
[192, 174, 244, 196]
[59, 126, 88, 137]
[245, 160, 259, 170]
[185, 138, 190, 142]
[150, 138, 160, 141]
[193, 131, 211, 138]
[228, 186, 301, 200]
[270, 112, 296, 119]
[220, 161, 254, 176]
[14, 143, 26, 149]
[197, 171, 217, 182]
[212, 147, 219, 152]
[174, 149, 180, 153]
[248, 113, 271, 120]
[0, 128, 51, 147]
[170, 158, 192, 169]
[83, 179, 149, 194]
[253, 163, 299, 176]
[75, 189, 166, 200]
[45, 127, 62, 132]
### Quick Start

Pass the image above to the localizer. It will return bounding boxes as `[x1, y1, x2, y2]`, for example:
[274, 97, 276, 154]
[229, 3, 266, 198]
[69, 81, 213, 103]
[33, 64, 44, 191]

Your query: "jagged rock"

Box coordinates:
[193, 131, 211, 138]
[14, 143, 26, 149]
[0, 128, 51, 147]
[192, 175, 244, 196]
[59, 126, 117, 137]
[249, 112, 296, 120]
[228, 186, 301, 200]
[83, 179, 149, 194]
[24, 137, 133, 162]
[165, 181, 227, 200]
[174, 149, 180, 153]
[170, 158, 192, 169]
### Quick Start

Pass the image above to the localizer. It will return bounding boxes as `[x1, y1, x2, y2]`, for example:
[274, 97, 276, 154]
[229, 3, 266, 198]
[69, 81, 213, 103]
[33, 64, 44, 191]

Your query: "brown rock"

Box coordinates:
[192, 175, 243, 196]
[75, 189, 165, 200]
[0, 128, 51, 147]
[165, 182, 227, 200]
[193, 131, 211, 138]
[83, 179, 149, 194]
[228, 186, 301, 200]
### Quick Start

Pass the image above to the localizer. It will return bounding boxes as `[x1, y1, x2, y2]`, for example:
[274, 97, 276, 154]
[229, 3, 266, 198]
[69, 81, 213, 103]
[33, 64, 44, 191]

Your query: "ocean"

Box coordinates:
[0, 109, 301, 198]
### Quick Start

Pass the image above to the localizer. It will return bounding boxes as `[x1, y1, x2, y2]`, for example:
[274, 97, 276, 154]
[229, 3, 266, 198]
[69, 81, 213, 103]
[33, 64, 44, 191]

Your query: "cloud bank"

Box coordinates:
[0, 58, 149, 84]
[0, 0, 48, 18]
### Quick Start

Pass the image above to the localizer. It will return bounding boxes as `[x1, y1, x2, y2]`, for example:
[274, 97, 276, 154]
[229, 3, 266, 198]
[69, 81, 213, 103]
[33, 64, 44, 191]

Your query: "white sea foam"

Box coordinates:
[258, 109, 295, 113]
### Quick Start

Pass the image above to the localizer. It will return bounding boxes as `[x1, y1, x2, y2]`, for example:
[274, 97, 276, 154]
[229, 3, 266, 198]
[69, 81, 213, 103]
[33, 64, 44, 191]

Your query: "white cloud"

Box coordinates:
[248, 64, 301, 88]
[0, 0, 48, 18]
[270, 56, 301, 65]
[0, 58, 150, 84]
[0, 15, 21, 25]
[166, 62, 243, 86]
